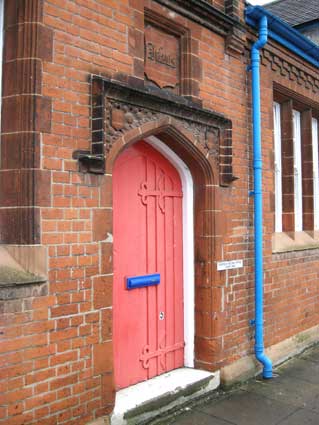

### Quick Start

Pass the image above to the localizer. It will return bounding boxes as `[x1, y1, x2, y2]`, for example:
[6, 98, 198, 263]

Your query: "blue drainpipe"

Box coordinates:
[250, 15, 273, 379]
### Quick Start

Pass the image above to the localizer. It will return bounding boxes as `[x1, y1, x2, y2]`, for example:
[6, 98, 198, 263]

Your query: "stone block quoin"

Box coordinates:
[0, 0, 53, 244]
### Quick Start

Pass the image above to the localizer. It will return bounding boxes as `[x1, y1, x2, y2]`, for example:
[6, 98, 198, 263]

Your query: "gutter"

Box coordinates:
[246, 5, 319, 68]
[247, 14, 273, 379]
[295, 19, 319, 32]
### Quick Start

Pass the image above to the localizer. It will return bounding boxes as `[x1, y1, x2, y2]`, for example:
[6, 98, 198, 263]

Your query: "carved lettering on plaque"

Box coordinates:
[144, 23, 180, 91]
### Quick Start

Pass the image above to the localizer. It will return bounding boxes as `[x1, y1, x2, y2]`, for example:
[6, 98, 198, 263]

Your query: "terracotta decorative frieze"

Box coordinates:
[107, 100, 162, 148]
[74, 76, 237, 187]
[261, 49, 319, 94]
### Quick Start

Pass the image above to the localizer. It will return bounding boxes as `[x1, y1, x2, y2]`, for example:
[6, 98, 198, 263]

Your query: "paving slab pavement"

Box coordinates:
[164, 344, 319, 425]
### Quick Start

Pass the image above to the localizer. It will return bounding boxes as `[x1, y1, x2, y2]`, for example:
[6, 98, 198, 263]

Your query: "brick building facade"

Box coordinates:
[0, 0, 318, 424]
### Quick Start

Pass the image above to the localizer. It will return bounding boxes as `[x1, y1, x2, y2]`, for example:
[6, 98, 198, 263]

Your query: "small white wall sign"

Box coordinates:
[217, 260, 243, 271]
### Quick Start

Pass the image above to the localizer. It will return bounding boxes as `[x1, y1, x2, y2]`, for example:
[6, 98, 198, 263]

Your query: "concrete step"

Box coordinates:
[111, 368, 220, 425]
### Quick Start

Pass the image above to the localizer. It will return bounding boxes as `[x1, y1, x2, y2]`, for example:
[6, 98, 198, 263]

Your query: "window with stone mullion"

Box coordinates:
[273, 102, 282, 232]
[280, 100, 295, 233]
[293, 109, 303, 232]
[301, 110, 315, 233]
[273, 98, 319, 235]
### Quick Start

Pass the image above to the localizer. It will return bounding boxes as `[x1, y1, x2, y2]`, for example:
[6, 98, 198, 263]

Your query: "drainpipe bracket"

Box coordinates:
[249, 319, 256, 326]
[249, 191, 254, 197]
[246, 64, 252, 71]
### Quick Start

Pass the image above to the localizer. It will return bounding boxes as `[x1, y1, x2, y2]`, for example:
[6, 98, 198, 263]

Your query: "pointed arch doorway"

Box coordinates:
[113, 137, 194, 390]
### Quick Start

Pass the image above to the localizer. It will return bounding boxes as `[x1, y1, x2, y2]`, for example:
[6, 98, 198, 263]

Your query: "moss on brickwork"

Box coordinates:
[0, 265, 45, 286]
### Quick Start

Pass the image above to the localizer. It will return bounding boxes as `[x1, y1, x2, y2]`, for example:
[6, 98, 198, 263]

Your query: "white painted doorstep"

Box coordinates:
[111, 368, 220, 425]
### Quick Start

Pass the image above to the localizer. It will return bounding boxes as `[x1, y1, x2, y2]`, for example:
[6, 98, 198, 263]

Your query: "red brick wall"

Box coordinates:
[1, 1, 318, 424]
[260, 41, 319, 347]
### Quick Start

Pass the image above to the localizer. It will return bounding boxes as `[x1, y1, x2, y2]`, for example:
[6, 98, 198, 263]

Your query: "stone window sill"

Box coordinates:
[272, 231, 319, 253]
[0, 245, 47, 292]
[0, 266, 46, 288]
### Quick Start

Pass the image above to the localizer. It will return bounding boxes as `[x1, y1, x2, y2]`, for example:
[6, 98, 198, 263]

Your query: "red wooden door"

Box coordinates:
[113, 140, 184, 390]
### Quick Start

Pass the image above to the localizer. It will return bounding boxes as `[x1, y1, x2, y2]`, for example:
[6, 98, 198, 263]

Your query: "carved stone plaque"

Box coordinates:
[144, 23, 180, 91]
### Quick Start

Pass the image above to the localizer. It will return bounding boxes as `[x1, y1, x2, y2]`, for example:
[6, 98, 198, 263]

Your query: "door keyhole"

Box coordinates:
[159, 311, 165, 320]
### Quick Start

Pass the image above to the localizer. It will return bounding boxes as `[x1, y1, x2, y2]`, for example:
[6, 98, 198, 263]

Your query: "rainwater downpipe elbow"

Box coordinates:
[250, 15, 273, 379]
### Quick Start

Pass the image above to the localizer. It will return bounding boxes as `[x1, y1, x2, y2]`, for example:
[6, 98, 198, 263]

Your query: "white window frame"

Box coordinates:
[273, 102, 282, 232]
[293, 110, 303, 232]
[312, 118, 319, 231]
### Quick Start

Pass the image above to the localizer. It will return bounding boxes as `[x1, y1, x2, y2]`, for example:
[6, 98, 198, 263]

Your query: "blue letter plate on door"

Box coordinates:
[126, 273, 160, 290]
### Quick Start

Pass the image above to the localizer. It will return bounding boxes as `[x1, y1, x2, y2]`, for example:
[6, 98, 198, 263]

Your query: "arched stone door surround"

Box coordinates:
[75, 77, 235, 411]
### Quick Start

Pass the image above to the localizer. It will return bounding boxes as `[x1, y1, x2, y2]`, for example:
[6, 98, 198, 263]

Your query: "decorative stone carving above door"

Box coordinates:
[73, 76, 237, 187]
